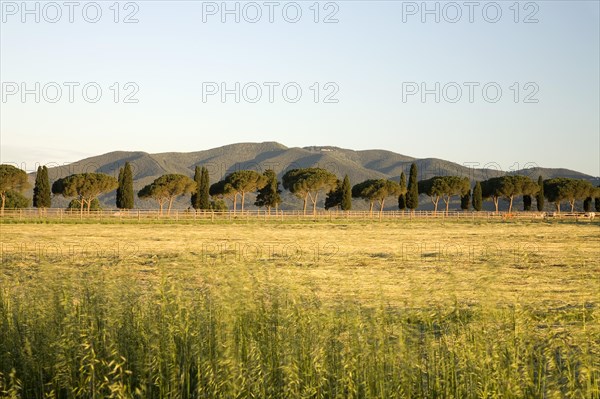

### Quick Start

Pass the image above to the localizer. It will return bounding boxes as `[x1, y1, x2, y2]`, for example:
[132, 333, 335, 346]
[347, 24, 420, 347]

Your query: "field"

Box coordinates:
[1, 219, 599, 398]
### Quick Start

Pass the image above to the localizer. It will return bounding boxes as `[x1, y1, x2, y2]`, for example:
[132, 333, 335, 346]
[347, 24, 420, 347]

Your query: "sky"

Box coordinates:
[1, 0, 599, 176]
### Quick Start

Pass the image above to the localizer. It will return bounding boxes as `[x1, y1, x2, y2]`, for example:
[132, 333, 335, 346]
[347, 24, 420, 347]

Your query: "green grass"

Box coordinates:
[1, 221, 599, 398]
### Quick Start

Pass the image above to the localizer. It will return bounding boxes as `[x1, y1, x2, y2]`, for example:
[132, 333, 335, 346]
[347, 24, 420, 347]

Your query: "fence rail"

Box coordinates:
[0, 208, 596, 222]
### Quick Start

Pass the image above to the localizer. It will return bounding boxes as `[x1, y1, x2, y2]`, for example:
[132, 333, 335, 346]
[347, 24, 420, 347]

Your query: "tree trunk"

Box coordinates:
[168, 197, 174, 215]
[241, 192, 245, 213]
[1, 194, 5, 216]
[303, 193, 308, 215]
[444, 196, 450, 215]
[312, 193, 318, 216]
[493, 197, 499, 213]
[556, 202, 560, 213]
[570, 200, 575, 213]
[159, 201, 164, 216]
[233, 193, 238, 213]
[431, 196, 439, 213]
[508, 196, 514, 213]
[87, 198, 92, 213]
[369, 201, 374, 217]
[379, 199, 385, 219]
[80, 196, 85, 217]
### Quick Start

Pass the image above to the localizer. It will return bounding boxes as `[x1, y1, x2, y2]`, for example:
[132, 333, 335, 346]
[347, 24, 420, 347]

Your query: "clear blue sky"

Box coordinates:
[1, 0, 598, 176]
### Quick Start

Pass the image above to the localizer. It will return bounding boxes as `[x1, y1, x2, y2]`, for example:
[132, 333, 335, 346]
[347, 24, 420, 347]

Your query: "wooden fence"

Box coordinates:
[0, 208, 595, 222]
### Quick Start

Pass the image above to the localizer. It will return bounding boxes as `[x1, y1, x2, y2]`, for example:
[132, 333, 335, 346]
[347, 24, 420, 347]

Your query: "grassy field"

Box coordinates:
[1, 220, 599, 398]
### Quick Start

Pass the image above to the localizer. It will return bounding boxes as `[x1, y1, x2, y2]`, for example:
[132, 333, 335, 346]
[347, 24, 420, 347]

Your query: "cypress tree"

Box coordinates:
[472, 181, 483, 211]
[116, 167, 124, 208]
[122, 162, 134, 209]
[199, 167, 211, 209]
[42, 166, 51, 207]
[324, 181, 342, 210]
[341, 175, 352, 210]
[405, 163, 419, 211]
[583, 197, 592, 212]
[523, 195, 532, 211]
[536, 175, 544, 211]
[191, 166, 202, 209]
[461, 189, 471, 210]
[398, 171, 406, 210]
[117, 162, 134, 209]
[33, 165, 51, 208]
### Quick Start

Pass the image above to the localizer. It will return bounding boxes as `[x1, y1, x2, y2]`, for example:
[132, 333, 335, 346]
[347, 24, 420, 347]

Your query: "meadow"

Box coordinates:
[0, 219, 599, 398]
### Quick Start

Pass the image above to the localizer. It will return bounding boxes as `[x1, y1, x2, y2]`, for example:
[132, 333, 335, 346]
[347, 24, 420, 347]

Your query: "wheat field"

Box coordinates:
[1, 219, 599, 398]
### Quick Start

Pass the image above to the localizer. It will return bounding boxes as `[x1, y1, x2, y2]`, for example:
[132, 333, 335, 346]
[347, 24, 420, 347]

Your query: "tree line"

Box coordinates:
[1, 163, 599, 216]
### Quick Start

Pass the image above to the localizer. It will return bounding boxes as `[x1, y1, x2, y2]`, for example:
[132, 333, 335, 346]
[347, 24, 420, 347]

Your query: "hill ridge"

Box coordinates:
[26, 141, 598, 210]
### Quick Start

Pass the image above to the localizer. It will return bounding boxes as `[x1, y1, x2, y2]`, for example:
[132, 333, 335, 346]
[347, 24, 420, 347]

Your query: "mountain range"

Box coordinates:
[29, 142, 599, 210]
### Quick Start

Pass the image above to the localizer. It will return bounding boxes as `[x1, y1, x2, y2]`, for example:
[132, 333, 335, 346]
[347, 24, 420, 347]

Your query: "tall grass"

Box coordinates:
[1, 264, 598, 398]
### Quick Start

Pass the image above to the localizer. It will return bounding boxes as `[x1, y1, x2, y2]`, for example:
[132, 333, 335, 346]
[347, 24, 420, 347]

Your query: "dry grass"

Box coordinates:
[1, 220, 599, 398]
